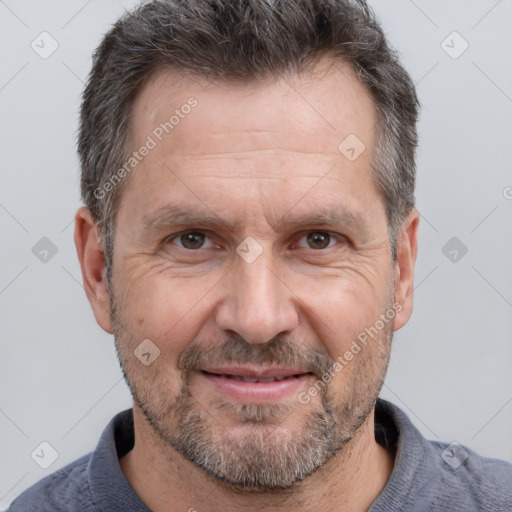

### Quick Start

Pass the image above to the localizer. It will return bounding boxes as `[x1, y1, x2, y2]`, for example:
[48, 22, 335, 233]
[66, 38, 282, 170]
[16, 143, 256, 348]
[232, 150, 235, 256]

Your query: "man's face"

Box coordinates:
[108, 62, 399, 489]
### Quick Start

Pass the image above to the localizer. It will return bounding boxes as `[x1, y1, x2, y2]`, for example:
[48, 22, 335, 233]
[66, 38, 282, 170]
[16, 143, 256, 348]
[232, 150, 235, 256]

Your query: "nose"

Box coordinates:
[215, 254, 299, 344]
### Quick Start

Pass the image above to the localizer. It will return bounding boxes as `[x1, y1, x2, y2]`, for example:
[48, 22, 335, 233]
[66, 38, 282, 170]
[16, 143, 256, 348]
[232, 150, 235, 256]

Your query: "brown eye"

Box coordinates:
[176, 232, 207, 249]
[306, 231, 332, 249]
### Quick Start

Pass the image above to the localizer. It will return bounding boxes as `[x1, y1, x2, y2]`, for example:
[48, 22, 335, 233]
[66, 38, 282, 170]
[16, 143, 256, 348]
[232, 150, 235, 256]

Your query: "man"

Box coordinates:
[9, 0, 511, 510]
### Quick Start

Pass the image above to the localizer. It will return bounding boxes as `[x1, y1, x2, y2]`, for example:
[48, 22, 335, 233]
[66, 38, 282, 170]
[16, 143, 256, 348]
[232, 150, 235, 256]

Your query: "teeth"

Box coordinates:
[212, 373, 295, 382]
[240, 376, 289, 383]
[241, 377, 258, 383]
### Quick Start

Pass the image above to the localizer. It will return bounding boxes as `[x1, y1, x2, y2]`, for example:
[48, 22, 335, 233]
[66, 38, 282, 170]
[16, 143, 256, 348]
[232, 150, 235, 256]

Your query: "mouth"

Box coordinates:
[198, 367, 315, 402]
[201, 370, 310, 383]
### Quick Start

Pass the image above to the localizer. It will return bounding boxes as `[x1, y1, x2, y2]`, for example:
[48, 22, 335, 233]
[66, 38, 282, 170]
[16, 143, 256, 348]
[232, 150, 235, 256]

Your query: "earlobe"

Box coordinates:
[74, 206, 114, 334]
[392, 209, 419, 332]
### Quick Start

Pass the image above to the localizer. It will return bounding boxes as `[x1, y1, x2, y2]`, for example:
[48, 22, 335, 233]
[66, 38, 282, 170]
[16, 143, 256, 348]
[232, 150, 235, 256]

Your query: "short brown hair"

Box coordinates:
[78, 0, 419, 275]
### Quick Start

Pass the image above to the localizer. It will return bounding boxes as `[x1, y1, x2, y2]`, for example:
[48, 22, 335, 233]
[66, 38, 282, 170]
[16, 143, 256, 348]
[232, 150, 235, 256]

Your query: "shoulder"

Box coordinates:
[7, 409, 139, 512]
[373, 399, 512, 512]
[427, 440, 512, 511]
[6, 454, 99, 512]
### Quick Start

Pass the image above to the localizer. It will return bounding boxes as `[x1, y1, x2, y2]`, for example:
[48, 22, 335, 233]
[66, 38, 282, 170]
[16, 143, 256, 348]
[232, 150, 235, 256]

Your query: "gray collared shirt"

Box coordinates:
[7, 399, 512, 511]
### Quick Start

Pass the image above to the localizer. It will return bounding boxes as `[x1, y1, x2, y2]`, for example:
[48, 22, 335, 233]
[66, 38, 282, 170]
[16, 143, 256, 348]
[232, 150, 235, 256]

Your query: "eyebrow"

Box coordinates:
[141, 206, 242, 234]
[270, 208, 366, 232]
[140, 204, 368, 235]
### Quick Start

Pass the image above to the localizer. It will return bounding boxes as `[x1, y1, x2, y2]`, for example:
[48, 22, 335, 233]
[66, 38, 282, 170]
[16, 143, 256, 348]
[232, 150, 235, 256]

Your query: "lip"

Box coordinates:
[199, 366, 314, 402]
[202, 366, 310, 379]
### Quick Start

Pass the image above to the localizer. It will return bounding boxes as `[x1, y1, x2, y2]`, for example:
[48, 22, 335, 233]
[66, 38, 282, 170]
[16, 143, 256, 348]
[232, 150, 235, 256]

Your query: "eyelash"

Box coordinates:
[166, 230, 347, 251]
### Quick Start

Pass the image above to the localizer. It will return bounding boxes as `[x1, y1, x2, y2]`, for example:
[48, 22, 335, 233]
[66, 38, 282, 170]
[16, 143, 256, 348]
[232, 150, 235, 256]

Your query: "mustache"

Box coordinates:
[177, 334, 333, 379]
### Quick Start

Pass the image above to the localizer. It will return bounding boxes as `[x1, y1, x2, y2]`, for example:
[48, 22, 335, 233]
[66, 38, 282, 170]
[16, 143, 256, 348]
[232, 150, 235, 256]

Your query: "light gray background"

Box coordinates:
[1, 0, 511, 508]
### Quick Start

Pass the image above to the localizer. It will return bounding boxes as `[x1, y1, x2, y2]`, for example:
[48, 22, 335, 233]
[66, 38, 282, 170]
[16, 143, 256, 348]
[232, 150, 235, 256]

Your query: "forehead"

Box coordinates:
[118, 59, 382, 232]
[130, 59, 377, 160]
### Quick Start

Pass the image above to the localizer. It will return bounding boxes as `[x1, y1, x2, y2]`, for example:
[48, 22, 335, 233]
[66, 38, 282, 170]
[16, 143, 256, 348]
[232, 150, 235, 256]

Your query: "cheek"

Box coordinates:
[291, 271, 391, 359]
[115, 268, 221, 356]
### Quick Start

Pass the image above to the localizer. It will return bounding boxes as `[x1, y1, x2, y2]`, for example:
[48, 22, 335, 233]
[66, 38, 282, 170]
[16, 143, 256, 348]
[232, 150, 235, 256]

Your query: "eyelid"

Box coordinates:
[294, 230, 347, 250]
[164, 229, 347, 250]
[167, 230, 217, 249]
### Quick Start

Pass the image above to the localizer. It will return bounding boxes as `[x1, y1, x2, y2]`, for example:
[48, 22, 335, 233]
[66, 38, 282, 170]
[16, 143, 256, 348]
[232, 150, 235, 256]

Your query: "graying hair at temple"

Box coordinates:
[78, 0, 419, 278]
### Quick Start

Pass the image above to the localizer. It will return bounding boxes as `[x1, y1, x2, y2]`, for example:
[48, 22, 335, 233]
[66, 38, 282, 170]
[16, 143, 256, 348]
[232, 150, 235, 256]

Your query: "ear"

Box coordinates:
[393, 209, 419, 331]
[74, 206, 113, 334]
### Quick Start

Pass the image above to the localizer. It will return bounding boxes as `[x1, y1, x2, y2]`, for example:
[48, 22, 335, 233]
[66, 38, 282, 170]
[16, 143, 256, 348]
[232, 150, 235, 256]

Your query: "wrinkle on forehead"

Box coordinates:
[117, 57, 384, 245]
[129, 58, 377, 159]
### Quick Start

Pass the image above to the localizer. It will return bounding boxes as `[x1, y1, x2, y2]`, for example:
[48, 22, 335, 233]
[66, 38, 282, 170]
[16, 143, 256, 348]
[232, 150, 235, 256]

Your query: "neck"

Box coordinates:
[120, 405, 395, 512]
